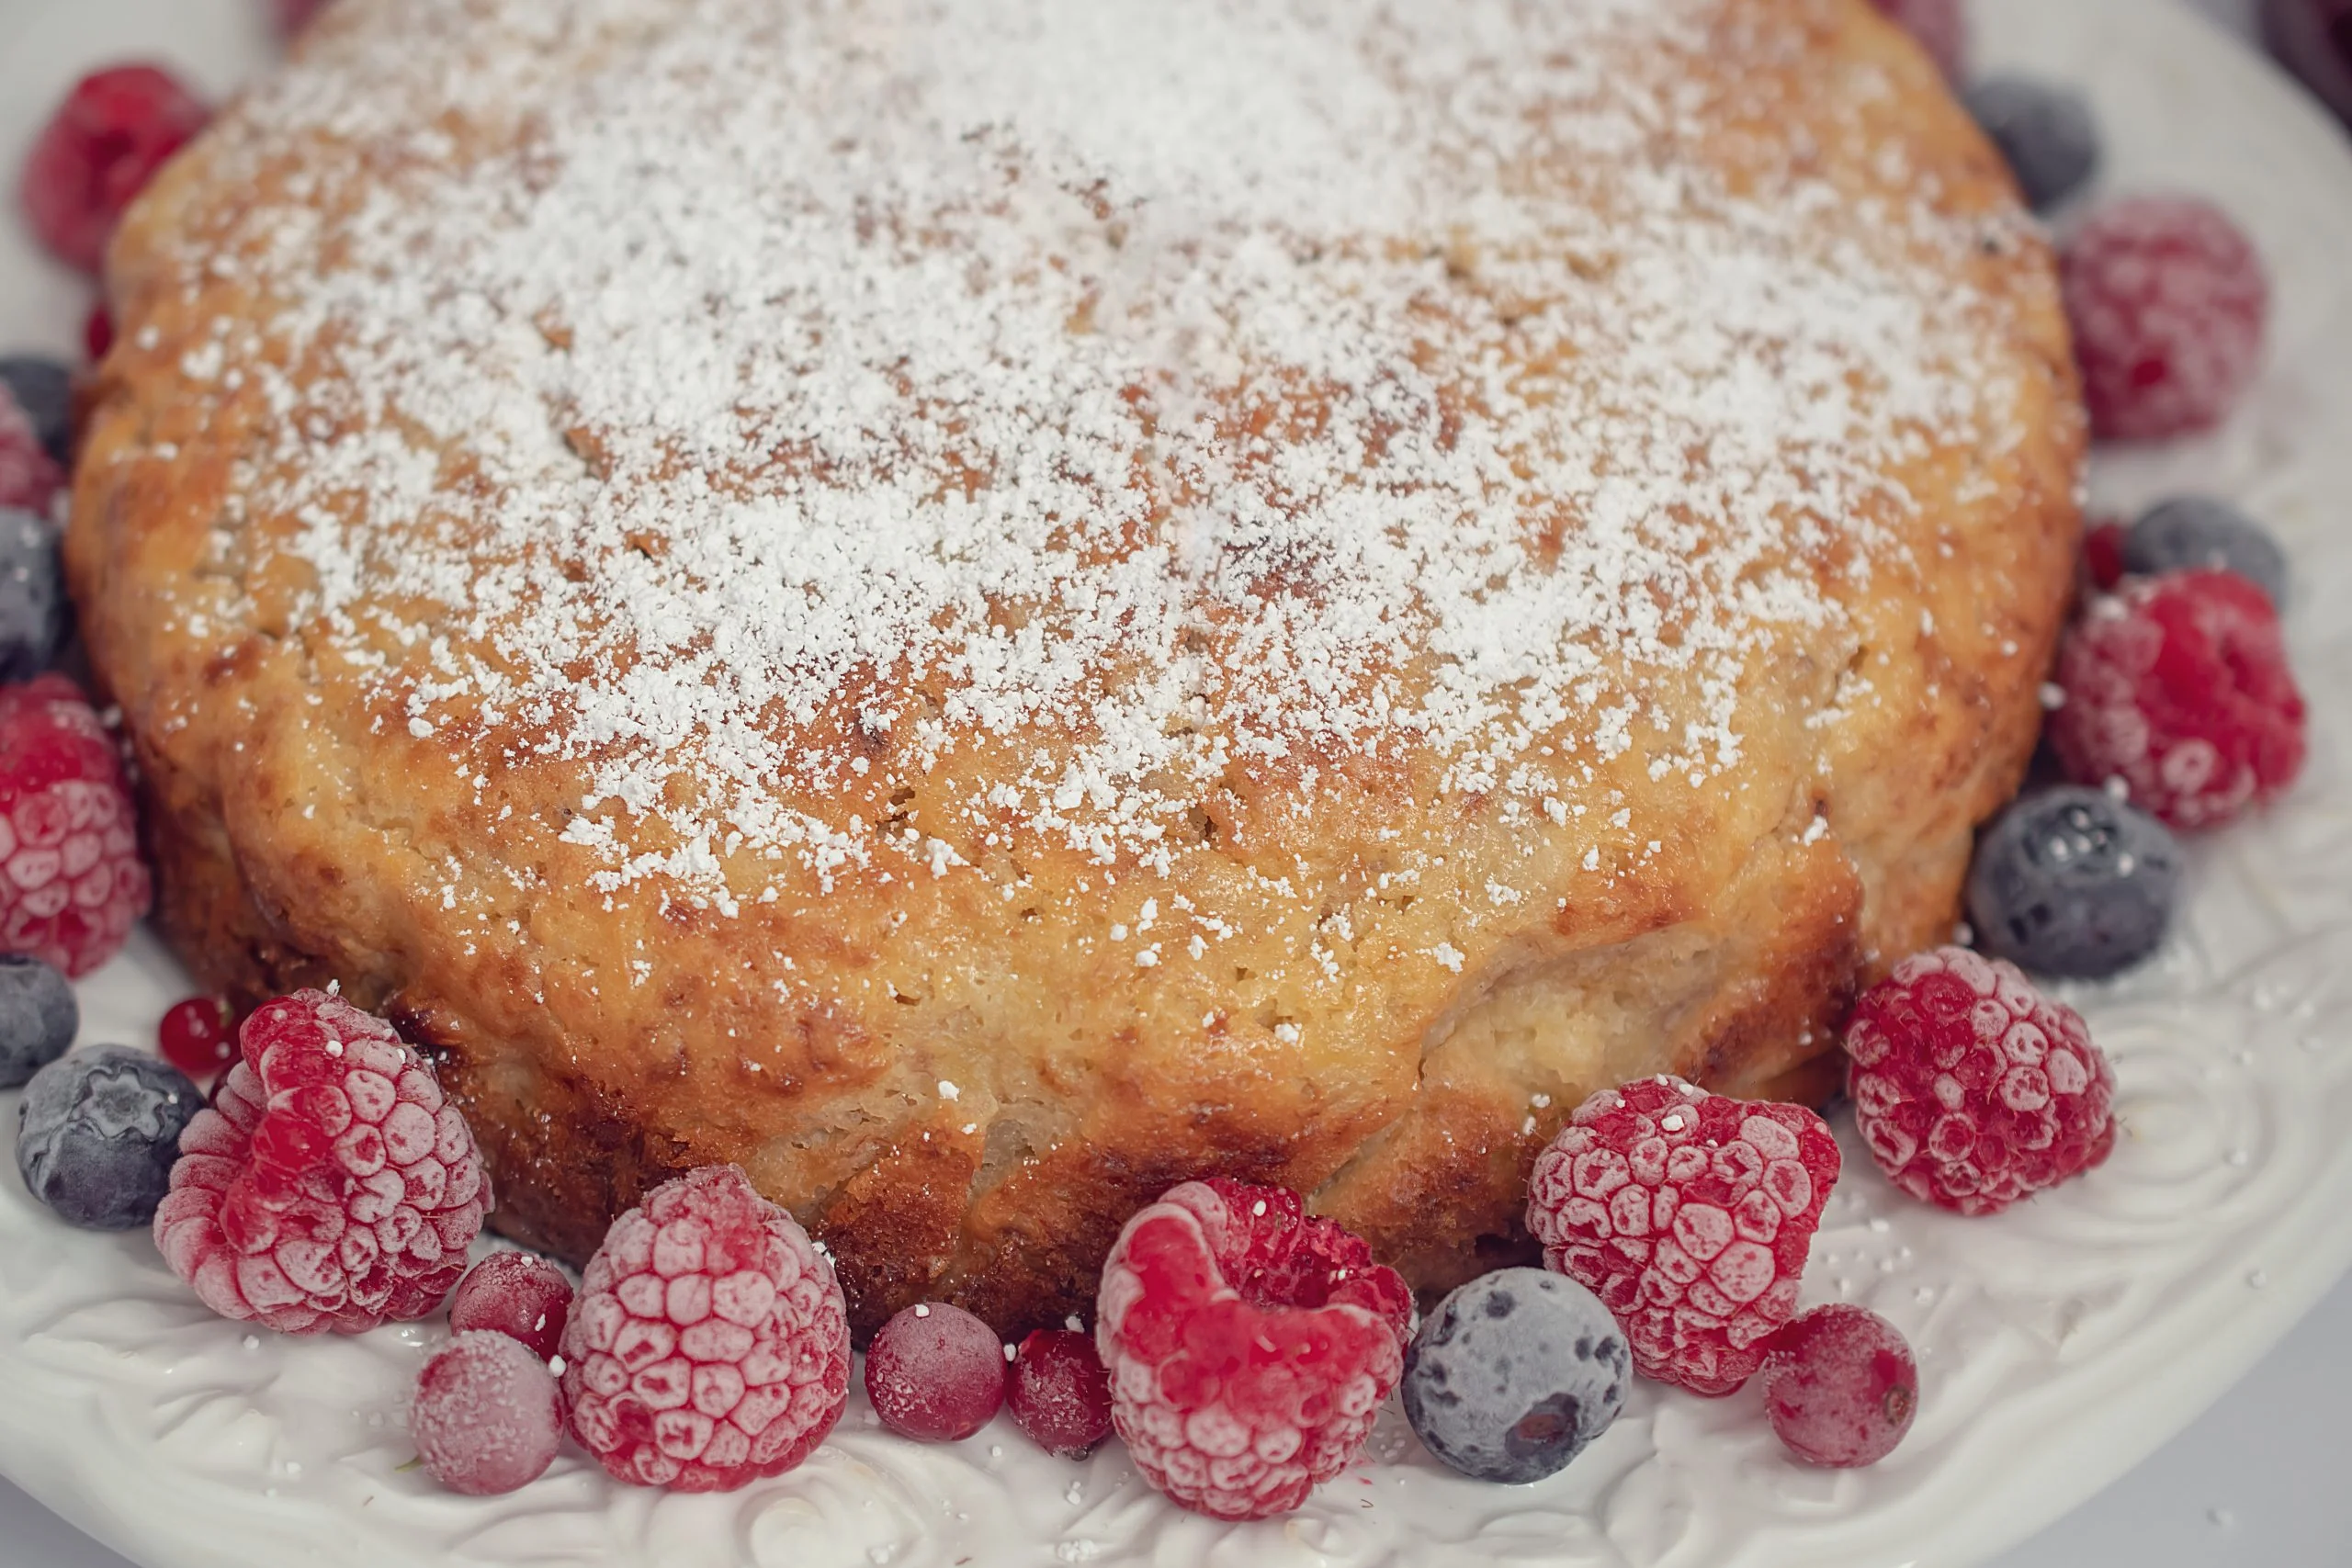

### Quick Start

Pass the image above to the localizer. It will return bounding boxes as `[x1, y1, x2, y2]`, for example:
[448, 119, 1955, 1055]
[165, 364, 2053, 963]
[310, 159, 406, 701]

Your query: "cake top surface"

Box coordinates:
[129, 0, 2030, 909]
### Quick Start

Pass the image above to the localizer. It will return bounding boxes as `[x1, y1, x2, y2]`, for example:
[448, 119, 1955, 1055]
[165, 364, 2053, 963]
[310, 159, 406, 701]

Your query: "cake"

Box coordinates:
[62, 0, 2081, 1337]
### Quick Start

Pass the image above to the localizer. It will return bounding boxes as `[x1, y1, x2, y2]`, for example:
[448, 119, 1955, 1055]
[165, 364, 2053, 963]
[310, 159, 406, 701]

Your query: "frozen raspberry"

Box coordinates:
[2048, 571, 2305, 830]
[0, 675, 151, 976]
[1759, 1304, 1918, 1468]
[1007, 1328, 1114, 1459]
[1527, 1076, 1840, 1398]
[157, 996, 235, 1079]
[19, 64, 209, 274]
[451, 1250, 574, 1362]
[1847, 947, 2118, 1215]
[411, 1330, 564, 1495]
[2062, 197, 2268, 441]
[865, 1301, 1005, 1441]
[1, 386, 64, 516]
[1096, 1178, 1411, 1521]
[153, 990, 489, 1333]
[1871, 0, 1966, 79]
[560, 1165, 850, 1492]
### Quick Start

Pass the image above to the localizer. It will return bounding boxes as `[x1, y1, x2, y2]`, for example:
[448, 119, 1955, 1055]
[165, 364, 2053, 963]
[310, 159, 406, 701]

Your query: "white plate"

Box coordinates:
[5, 1, 2352, 1564]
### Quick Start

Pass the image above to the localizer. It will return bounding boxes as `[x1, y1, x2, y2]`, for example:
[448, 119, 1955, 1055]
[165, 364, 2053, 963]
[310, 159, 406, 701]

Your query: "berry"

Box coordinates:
[2049, 570, 2305, 830]
[1871, 0, 1966, 79]
[1967, 786, 2182, 979]
[277, 0, 330, 36]
[1527, 1077, 1839, 1397]
[411, 1330, 564, 1495]
[1758, 1304, 1918, 1468]
[1, 386, 64, 516]
[1400, 1268, 1627, 1484]
[1847, 947, 2118, 1215]
[0, 675, 151, 976]
[18, 64, 209, 274]
[0, 952, 77, 1089]
[865, 1301, 1006, 1441]
[1006, 1328, 1114, 1460]
[0, 509, 69, 679]
[2122, 495, 2288, 606]
[153, 990, 489, 1333]
[84, 305, 114, 364]
[17, 1044, 200, 1229]
[1096, 1178, 1412, 1520]
[560, 1165, 850, 1491]
[2083, 517, 2127, 593]
[2263, 0, 2352, 131]
[157, 995, 235, 1078]
[1965, 75, 2100, 212]
[0, 356, 72, 466]
[450, 1250, 574, 1362]
[2062, 196, 2269, 442]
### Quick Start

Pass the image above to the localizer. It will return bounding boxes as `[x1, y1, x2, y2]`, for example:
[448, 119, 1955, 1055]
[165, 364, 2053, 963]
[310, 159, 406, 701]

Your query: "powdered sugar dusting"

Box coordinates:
[144, 0, 2021, 901]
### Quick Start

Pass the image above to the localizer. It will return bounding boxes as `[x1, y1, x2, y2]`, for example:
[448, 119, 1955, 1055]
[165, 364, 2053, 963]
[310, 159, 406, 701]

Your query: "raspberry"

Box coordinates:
[450, 1250, 574, 1362]
[2048, 571, 2305, 830]
[157, 996, 236, 1079]
[0, 675, 151, 977]
[1, 386, 64, 515]
[18, 64, 209, 274]
[1007, 1328, 1114, 1460]
[411, 1330, 564, 1495]
[1526, 1076, 1840, 1398]
[153, 990, 490, 1333]
[2122, 495, 2288, 607]
[1096, 1178, 1412, 1521]
[1846, 947, 2118, 1215]
[1758, 1304, 1918, 1468]
[2062, 197, 2268, 441]
[865, 1301, 1005, 1441]
[1400, 1268, 1627, 1484]
[559, 1165, 850, 1491]
[1871, 0, 1966, 79]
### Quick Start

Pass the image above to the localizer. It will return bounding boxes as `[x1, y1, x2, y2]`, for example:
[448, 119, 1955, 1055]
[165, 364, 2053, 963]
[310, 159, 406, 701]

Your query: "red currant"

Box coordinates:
[1758, 1304, 1918, 1467]
[1006, 1328, 1113, 1459]
[156, 996, 233, 1077]
[864, 1302, 1005, 1442]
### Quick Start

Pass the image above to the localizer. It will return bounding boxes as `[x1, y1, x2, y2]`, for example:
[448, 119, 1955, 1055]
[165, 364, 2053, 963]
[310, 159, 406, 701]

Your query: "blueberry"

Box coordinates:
[0, 355, 72, 466]
[1401, 1267, 1627, 1484]
[1, 508, 68, 681]
[0, 953, 78, 1089]
[17, 1045, 201, 1230]
[1965, 74, 2100, 212]
[1968, 786, 2182, 979]
[2122, 495, 2288, 606]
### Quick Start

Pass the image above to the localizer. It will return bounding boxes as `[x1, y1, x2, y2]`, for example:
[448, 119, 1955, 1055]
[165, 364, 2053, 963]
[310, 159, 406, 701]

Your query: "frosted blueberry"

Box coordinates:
[1401, 1268, 1627, 1483]
[2123, 496, 2288, 607]
[0, 953, 78, 1088]
[0, 508, 68, 680]
[0, 356, 72, 466]
[17, 1045, 201, 1229]
[1964, 75, 2100, 212]
[1968, 787, 2182, 978]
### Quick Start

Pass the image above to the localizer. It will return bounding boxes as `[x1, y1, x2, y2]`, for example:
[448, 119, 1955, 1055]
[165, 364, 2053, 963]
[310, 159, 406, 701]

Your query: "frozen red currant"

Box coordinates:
[157, 997, 235, 1078]
[411, 1330, 564, 1495]
[864, 1302, 1005, 1442]
[1758, 1304, 1918, 1468]
[1006, 1328, 1113, 1459]
[450, 1250, 573, 1362]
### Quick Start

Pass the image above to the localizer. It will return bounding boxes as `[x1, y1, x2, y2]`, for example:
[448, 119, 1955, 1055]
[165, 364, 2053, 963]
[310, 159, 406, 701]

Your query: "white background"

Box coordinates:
[3, 0, 2349, 1563]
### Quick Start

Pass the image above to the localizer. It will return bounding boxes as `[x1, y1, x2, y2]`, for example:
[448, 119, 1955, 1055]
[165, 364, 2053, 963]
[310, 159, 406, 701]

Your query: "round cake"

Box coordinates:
[63, 0, 2081, 1336]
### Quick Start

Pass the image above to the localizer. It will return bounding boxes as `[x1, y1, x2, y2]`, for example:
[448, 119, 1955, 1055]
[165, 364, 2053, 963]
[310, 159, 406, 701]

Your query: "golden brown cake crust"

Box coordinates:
[68, 0, 2080, 1335]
